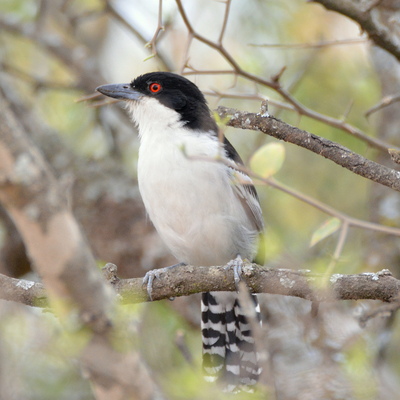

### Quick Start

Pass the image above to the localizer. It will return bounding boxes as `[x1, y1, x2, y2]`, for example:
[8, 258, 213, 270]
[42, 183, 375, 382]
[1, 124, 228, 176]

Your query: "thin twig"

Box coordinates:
[76, 92, 103, 103]
[218, 0, 231, 45]
[104, 0, 171, 70]
[104, 0, 148, 44]
[365, 93, 400, 117]
[145, 0, 165, 59]
[313, 0, 400, 63]
[324, 221, 350, 281]
[204, 90, 293, 111]
[267, 178, 400, 236]
[359, 299, 400, 328]
[250, 37, 368, 49]
[174, 2, 395, 152]
[1, 62, 79, 91]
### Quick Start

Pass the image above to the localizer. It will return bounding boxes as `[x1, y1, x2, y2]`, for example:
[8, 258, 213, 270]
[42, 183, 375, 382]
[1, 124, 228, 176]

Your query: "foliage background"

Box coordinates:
[1, 0, 400, 399]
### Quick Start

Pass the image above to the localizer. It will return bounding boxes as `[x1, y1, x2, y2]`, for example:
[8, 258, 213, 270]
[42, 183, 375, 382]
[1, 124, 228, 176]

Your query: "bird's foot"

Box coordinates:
[225, 255, 245, 291]
[143, 262, 185, 301]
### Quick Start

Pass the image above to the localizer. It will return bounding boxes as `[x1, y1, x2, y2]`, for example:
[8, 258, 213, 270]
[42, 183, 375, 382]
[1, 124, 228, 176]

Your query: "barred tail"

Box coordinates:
[201, 291, 262, 392]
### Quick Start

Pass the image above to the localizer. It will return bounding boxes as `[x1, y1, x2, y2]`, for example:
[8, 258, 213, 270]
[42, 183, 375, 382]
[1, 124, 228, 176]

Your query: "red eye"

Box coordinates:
[149, 83, 162, 93]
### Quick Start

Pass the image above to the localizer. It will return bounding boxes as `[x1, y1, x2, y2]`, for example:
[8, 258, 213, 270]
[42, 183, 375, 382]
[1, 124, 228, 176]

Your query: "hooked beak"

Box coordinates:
[96, 83, 142, 101]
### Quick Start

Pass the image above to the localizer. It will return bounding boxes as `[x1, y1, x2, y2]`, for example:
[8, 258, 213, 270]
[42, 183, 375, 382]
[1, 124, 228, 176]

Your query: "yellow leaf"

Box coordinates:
[250, 142, 285, 178]
[310, 218, 341, 247]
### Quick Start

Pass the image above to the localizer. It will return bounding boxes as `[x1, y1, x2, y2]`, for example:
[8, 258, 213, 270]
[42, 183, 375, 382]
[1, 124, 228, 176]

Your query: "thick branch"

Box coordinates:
[1, 264, 399, 306]
[0, 97, 116, 333]
[0, 273, 47, 307]
[217, 107, 400, 192]
[313, 0, 400, 62]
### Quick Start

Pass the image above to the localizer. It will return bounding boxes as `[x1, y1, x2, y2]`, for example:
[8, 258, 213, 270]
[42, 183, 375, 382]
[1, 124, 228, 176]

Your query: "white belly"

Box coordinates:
[138, 130, 257, 266]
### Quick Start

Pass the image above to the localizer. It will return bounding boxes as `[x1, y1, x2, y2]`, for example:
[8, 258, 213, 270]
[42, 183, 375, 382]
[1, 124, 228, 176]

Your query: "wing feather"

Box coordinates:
[223, 138, 264, 233]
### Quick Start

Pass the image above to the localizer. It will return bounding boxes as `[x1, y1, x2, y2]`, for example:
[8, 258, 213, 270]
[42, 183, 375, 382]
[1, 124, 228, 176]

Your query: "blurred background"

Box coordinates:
[1, 0, 400, 399]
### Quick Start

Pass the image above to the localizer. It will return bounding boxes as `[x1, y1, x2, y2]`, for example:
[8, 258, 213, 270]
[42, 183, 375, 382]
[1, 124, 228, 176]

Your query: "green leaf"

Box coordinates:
[250, 142, 285, 178]
[310, 218, 341, 247]
[213, 112, 231, 127]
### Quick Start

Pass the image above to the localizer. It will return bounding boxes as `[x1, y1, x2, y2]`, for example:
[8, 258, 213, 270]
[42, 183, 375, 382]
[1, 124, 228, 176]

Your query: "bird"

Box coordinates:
[96, 72, 264, 392]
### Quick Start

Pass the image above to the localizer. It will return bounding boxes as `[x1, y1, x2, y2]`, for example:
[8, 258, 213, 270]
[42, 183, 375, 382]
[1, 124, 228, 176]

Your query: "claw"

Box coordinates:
[225, 255, 244, 291]
[143, 270, 159, 301]
[143, 262, 185, 301]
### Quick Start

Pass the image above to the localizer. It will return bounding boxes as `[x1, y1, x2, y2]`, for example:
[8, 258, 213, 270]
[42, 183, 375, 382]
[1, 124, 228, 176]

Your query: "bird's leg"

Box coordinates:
[225, 254, 245, 291]
[143, 262, 186, 301]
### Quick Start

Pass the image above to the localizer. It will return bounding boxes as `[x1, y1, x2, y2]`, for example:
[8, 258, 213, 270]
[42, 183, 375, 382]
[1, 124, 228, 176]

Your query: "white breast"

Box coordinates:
[128, 98, 258, 266]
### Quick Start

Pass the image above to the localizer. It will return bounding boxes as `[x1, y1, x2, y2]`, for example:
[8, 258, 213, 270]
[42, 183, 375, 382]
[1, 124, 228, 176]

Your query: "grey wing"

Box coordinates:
[223, 138, 264, 232]
[231, 169, 264, 232]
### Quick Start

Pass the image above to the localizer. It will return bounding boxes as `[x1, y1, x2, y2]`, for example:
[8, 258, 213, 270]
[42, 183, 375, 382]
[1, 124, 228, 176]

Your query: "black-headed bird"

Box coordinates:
[97, 72, 264, 392]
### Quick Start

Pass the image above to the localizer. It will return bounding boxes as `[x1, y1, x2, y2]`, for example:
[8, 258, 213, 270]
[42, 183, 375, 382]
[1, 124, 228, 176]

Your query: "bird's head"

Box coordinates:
[96, 72, 217, 133]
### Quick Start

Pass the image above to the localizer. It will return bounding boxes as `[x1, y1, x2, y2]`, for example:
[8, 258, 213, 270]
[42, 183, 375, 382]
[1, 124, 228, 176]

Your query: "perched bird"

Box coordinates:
[97, 72, 264, 392]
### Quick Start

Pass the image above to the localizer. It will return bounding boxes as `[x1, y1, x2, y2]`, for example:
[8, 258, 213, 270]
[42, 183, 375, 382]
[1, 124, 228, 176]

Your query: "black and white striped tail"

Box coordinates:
[201, 291, 262, 392]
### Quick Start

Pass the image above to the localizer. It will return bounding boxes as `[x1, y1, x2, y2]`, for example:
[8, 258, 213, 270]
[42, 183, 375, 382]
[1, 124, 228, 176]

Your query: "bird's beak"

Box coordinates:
[96, 83, 142, 101]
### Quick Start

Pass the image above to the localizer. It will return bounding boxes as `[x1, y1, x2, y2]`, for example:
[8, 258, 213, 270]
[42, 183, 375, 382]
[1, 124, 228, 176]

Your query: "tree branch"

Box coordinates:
[0, 94, 114, 330]
[217, 106, 400, 192]
[0, 273, 47, 307]
[1, 264, 399, 307]
[313, 0, 400, 63]
[176, 0, 396, 152]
